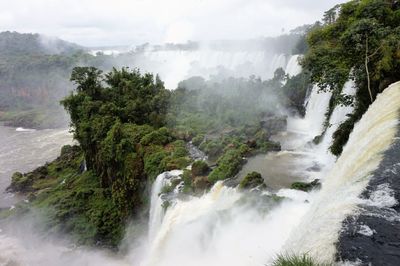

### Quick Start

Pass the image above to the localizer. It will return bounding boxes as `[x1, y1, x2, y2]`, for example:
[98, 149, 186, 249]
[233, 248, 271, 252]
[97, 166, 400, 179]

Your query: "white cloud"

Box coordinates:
[0, 0, 345, 46]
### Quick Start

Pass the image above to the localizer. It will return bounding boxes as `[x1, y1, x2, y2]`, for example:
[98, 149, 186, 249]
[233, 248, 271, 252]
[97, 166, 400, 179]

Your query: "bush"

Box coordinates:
[140, 127, 172, 146]
[208, 149, 244, 183]
[191, 160, 210, 176]
[192, 134, 204, 146]
[291, 179, 321, 192]
[239, 171, 265, 190]
[272, 254, 326, 266]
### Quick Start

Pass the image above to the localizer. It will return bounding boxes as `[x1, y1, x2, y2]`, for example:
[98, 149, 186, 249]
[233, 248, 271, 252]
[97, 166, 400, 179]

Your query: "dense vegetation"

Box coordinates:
[301, 0, 400, 155]
[0, 32, 132, 128]
[3, 64, 299, 246]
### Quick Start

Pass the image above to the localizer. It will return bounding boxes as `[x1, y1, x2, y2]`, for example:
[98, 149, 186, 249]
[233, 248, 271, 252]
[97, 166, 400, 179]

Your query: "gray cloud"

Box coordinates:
[0, 0, 345, 46]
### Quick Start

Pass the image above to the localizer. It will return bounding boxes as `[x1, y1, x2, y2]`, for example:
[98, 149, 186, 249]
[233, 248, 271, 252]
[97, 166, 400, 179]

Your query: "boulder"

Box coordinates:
[260, 115, 287, 136]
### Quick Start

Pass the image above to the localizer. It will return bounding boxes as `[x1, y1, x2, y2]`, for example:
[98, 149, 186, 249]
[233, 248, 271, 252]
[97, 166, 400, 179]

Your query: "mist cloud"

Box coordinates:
[0, 0, 344, 46]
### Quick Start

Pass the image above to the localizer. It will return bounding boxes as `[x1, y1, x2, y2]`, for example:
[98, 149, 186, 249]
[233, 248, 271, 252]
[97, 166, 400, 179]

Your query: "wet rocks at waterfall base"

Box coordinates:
[337, 131, 400, 266]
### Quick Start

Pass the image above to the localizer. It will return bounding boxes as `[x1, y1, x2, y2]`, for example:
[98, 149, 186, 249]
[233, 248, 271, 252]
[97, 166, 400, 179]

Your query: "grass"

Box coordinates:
[271, 254, 330, 266]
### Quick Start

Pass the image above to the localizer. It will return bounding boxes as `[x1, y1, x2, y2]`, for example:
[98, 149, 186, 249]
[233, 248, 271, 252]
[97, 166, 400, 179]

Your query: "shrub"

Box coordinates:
[272, 253, 329, 266]
[191, 160, 210, 176]
[208, 149, 244, 183]
[290, 179, 321, 192]
[239, 171, 265, 190]
[192, 134, 204, 146]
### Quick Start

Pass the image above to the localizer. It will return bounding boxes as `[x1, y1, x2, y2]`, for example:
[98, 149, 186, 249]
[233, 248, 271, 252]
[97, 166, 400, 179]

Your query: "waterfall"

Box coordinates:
[282, 82, 400, 263]
[284, 85, 332, 150]
[143, 82, 399, 266]
[315, 80, 357, 167]
[144, 183, 312, 266]
[148, 170, 183, 242]
[133, 50, 288, 89]
[285, 55, 302, 77]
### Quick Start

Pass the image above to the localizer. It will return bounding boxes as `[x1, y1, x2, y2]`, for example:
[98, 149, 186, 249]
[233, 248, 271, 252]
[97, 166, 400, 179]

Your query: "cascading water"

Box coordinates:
[133, 49, 288, 89]
[143, 82, 400, 266]
[144, 182, 312, 266]
[148, 170, 183, 242]
[284, 55, 302, 77]
[282, 82, 400, 263]
[314, 79, 357, 167]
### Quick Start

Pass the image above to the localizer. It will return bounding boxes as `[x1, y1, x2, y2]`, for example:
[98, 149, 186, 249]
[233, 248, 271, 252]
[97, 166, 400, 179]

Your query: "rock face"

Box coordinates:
[260, 115, 287, 136]
[337, 131, 400, 266]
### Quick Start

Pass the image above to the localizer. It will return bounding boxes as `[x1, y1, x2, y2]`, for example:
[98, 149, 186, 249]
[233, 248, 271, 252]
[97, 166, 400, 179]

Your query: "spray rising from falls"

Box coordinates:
[145, 181, 311, 266]
[144, 83, 400, 265]
[134, 50, 288, 89]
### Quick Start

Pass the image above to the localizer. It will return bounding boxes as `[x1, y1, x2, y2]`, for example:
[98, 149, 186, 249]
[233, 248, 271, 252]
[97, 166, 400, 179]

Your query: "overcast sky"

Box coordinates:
[0, 0, 345, 47]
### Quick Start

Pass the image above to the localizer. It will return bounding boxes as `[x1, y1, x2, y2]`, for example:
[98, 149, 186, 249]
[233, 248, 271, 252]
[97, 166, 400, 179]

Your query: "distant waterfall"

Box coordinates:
[284, 85, 332, 150]
[285, 55, 302, 77]
[133, 50, 288, 89]
[282, 82, 400, 263]
[314, 80, 357, 166]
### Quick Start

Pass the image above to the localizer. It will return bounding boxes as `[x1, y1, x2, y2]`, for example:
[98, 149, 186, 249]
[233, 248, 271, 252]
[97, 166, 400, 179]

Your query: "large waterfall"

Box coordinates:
[143, 82, 400, 265]
[282, 82, 400, 263]
[0, 54, 399, 265]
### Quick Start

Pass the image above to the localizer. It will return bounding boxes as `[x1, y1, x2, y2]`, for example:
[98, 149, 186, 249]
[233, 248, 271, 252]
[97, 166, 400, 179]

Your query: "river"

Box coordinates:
[0, 125, 72, 208]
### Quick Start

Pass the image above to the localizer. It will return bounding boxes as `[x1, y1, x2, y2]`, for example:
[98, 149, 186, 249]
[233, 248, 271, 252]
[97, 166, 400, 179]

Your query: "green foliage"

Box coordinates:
[239, 171, 265, 190]
[5, 145, 125, 247]
[208, 149, 244, 183]
[191, 134, 204, 146]
[58, 67, 181, 228]
[191, 160, 210, 176]
[302, 0, 400, 155]
[272, 254, 329, 266]
[291, 179, 321, 192]
[329, 116, 357, 156]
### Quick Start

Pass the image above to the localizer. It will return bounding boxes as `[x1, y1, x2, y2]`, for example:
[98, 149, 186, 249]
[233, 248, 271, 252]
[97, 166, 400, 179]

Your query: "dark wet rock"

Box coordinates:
[260, 115, 287, 136]
[7, 172, 33, 192]
[193, 176, 211, 192]
[306, 163, 322, 172]
[290, 179, 321, 192]
[246, 139, 257, 149]
[337, 130, 400, 266]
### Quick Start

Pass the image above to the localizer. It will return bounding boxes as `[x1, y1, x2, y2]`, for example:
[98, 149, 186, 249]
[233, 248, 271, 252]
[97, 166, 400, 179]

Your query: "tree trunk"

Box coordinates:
[365, 37, 374, 103]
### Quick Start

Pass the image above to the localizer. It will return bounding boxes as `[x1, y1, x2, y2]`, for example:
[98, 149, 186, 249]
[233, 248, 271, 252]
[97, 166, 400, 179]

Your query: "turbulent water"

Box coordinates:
[282, 82, 400, 263]
[0, 55, 399, 265]
[0, 125, 72, 208]
[143, 82, 400, 266]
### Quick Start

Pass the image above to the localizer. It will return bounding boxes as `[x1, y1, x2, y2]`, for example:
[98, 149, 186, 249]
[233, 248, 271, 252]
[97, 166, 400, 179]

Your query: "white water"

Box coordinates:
[144, 182, 312, 266]
[0, 126, 73, 207]
[282, 82, 400, 263]
[285, 55, 302, 77]
[0, 68, 399, 265]
[148, 170, 183, 242]
[142, 82, 400, 265]
[315, 80, 357, 166]
[134, 50, 288, 89]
